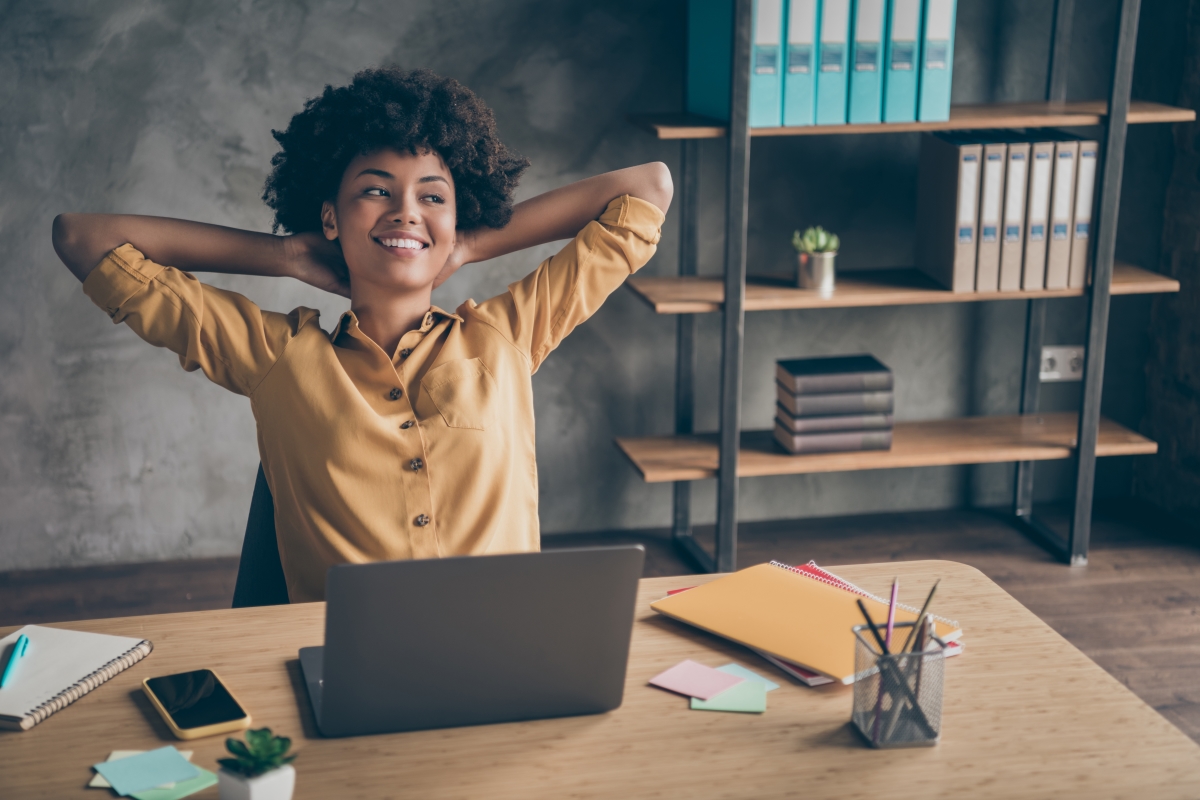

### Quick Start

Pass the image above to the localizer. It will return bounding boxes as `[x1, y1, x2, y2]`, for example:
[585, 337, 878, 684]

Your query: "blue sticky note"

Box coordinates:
[132, 768, 218, 800]
[93, 747, 199, 797]
[717, 663, 780, 692]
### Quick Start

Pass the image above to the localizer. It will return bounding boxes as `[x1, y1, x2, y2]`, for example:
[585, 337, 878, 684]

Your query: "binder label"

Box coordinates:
[982, 226, 997, 243]
[755, 47, 779, 74]
[1030, 224, 1045, 241]
[1053, 223, 1068, 240]
[1005, 225, 1021, 241]
[855, 43, 879, 70]
[788, 45, 812, 73]
[821, 44, 845, 72]
[958, 227, 973, 244]
[890, 42, 915, 70]
[1075, 222, 1089, 237]
[925, 41, 949, 70]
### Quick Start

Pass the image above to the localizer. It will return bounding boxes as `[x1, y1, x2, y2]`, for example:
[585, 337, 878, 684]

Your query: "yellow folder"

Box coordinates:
[651, 563, 960, 684]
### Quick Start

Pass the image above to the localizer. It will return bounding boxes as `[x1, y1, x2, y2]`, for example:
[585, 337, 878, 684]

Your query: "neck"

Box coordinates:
[349, 280, 433, 357]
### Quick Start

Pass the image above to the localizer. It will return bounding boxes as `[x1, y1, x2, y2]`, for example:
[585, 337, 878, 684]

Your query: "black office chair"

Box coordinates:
[231, 465, 290, 607]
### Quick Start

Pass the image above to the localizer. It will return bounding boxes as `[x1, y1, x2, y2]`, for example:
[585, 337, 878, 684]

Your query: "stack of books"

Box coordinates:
[686, 0, 958, 128]
[916, 129, 1098, 293]
[773, 354, 894, 454]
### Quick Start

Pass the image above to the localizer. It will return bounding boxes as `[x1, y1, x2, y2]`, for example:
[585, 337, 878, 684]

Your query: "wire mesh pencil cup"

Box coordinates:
[851, 623, 945, 748]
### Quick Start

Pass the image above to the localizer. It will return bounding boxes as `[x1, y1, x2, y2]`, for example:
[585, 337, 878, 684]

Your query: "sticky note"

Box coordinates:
[717, 663, 780, 692]
[649, 659, 744, 700]
[90, 751, 194, 789]
[92, 747, 199, 797]
[132, 768, 218, 800]
[690, 679, 768, 713]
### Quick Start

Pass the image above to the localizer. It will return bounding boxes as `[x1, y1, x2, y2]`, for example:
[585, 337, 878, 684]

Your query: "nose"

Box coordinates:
[390, 193, 420, 225]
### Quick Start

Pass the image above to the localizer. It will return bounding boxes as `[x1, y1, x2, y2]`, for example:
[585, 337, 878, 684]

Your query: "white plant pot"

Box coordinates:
[218, 764, 295, 800]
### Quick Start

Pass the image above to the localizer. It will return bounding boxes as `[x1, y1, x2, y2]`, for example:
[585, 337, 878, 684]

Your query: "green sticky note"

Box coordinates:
[690, 678, 767, 713]
[132, 768, 218, 800]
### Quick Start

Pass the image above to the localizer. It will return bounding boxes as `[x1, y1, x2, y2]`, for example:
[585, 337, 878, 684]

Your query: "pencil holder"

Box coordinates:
[851, 623, 945, 748]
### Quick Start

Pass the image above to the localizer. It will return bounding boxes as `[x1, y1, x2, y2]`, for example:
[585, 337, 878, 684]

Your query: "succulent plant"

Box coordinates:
[218, 728, 297, 778]
[792, 226, 840, 254]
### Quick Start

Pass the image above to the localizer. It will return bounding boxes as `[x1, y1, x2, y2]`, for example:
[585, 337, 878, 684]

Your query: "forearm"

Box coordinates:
[466, 162, 672, 264]
[52, 213, 289, 283]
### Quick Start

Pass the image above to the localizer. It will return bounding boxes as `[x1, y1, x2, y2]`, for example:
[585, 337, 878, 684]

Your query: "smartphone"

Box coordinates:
[142, 668, 252, 740]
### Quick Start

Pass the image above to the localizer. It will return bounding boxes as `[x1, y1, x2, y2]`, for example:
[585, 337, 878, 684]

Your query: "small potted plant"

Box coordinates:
[217, 728, 297, 800]
[792, 226, 840, 295]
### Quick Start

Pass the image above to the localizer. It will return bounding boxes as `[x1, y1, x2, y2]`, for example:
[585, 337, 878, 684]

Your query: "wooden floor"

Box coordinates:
[2, 500, 1197, 742]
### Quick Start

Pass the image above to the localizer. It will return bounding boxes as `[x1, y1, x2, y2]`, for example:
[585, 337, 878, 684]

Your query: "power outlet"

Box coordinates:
[1040, 346, 1085, 382]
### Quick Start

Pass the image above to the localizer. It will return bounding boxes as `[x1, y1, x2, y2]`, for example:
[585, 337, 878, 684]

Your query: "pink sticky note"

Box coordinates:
[649, 659, 745, 700]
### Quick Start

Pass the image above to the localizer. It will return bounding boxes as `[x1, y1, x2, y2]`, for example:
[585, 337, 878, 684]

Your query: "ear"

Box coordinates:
[320, 200, 338, 241]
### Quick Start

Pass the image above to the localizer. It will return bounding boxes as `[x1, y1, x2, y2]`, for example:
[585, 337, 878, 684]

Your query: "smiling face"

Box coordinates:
[321, 148, 457, 295]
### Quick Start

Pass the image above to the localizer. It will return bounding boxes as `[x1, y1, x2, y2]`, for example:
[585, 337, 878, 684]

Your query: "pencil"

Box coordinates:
[856, 598, 889, 655]
[900, 580, 940, 653]
[884, 578, 899, 649]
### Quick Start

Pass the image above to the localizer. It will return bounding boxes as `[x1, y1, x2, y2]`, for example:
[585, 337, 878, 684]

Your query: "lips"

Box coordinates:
[374, 233, 430, 256]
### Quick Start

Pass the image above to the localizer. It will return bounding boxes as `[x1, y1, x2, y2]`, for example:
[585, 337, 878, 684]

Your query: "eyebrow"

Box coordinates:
[355, 168, 449, 186]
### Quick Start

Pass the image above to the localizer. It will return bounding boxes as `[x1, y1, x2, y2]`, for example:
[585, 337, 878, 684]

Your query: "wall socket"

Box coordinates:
[1040, 346, 1085, 382]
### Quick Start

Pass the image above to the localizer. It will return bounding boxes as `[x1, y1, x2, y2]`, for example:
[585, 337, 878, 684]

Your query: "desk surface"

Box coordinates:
[3, 560, 1199, 799]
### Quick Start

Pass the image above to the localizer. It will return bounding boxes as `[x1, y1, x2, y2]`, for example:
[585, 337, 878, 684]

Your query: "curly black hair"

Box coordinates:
[262, 67, 529, 234]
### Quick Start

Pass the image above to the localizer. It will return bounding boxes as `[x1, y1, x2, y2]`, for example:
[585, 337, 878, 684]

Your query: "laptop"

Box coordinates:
[299, 545, 645, 737]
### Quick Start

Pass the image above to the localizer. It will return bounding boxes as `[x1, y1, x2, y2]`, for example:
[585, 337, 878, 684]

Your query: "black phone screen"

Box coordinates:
[145, 669, 247, 729]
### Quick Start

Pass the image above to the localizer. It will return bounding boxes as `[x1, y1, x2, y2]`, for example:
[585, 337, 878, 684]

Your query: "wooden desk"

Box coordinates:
[3, 561, 1199, 798]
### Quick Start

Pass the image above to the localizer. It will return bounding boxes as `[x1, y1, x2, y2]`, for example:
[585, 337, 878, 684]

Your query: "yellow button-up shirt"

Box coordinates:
[83, 195, 664, 602]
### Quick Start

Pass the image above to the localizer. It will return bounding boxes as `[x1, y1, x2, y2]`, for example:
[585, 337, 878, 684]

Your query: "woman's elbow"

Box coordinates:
[646, 162, 673, 214]
[52, 213, 94, 281]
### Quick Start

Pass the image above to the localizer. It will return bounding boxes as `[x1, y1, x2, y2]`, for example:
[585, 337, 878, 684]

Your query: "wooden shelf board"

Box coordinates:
[615, 412, 1156, 483]
[626, 263, 1178, 315]
[631, 101, 1196, 140]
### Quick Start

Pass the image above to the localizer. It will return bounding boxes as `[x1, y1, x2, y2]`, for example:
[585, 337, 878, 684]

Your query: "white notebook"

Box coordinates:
[0, 625, 152, 730]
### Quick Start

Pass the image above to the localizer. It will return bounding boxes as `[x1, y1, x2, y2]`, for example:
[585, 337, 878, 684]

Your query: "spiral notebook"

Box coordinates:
[651, 562, 961, 685]
[0, 625, 152, 730]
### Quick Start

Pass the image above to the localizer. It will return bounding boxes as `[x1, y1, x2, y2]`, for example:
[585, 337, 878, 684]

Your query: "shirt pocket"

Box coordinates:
[420, 358, 497, 430]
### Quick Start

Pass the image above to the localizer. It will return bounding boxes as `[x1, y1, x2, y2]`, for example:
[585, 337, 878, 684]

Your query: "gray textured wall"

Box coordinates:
[0, 0, 1183, 570]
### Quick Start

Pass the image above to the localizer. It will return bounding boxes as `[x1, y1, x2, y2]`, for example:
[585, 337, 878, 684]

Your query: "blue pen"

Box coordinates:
[0, 634, 29, 688]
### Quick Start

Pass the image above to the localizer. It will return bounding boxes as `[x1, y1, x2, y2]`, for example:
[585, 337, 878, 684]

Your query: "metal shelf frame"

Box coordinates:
[662, 0, 1147, 573]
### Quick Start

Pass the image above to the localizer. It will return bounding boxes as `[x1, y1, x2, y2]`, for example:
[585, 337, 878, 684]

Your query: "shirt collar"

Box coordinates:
[331, 305, 463, 345]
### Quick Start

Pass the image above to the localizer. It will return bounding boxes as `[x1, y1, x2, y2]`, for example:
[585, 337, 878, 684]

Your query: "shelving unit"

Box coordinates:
[620, 0, 1193, 573]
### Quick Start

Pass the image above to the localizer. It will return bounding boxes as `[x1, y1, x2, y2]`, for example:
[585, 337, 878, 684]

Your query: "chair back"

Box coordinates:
[231, 464, 290, 607]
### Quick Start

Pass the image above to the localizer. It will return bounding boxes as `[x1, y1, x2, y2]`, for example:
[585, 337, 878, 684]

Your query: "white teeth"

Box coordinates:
[380, 238, 423, 249]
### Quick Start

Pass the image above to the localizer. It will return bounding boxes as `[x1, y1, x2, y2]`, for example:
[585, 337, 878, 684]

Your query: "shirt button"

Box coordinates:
[414, 514, 430, 527]
[400, 348, 412, 359]
[388, 387, 402, 400]
[410, 458, 424, 472]
[400, 420, 415, 429]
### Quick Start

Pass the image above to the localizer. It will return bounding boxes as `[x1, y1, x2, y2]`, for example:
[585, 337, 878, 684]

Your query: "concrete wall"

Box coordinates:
[0, 0, 1184, 570]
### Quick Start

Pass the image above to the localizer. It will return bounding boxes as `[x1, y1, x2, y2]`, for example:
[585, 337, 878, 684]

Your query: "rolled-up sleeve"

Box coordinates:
[467, 194, 664, 372]
[83, 244, 314, 396]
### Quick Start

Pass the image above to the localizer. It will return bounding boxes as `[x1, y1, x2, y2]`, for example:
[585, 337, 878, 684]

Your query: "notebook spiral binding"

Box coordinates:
[769, 561, 959, 630]
[18, 640, 153, 730]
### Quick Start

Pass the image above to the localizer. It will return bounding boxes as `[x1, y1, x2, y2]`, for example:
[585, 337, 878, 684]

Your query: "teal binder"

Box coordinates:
[751, 0, 785, 127]
[848, 0, 885, 123]
[917, 0, 956, 122]
[816, 0, 851, 125]
[686, 0, 785, 127]
[883, 0, 922, 123]
[782, 0, 819, 126]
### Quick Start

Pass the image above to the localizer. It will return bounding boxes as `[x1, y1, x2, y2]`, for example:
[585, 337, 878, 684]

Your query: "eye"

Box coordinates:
[423, 193, 446, 204]
[364, 187, 389, 197]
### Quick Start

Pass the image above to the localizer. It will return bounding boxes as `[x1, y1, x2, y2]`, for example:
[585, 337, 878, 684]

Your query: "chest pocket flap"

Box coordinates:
[421, 358, 497, 430]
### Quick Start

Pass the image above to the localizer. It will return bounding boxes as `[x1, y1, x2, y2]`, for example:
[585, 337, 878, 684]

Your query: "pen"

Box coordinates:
[884, 578, 899, 649]
[0, 634, 29, 688]
[900, 580, 940, 653]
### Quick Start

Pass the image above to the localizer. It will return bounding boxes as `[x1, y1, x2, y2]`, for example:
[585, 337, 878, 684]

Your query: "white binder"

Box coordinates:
[1022, 138, 1055, 290]
[1068, 140, 1099, 289]
[1045, 139, 1079, 290]
[975, 141, 1007, 292]
[999, 141, 1030, 291]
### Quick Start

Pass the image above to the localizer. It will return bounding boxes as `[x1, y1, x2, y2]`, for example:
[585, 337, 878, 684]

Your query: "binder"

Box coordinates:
[816, 0, 852, 124]
[916, 133, 981, 292]
[998, 141, 1030, 291]
[1068, 139, 1099, 288]
[917, 0, 957, 122]
[848, 0, 886, 123]
[975, 141, 1007, 292]
[1045, 139, 1079, 289]
[751, 0, 785, 127]
[783, 0, 819, 125]
[1022, 137, 1055, 289]
[686, 0, 733, 121]
[883, 0, 922, 123]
